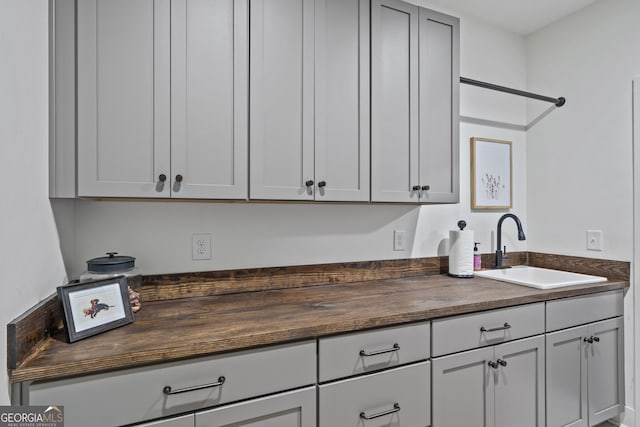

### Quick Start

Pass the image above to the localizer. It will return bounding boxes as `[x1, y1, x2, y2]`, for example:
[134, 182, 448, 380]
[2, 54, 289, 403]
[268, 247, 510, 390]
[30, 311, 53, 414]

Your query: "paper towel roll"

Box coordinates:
[449, 229, 474, 278]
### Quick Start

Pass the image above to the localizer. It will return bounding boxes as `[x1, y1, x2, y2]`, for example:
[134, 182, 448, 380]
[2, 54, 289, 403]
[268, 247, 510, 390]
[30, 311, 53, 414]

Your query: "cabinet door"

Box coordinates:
[418, 9, 459, 203]
[318, 362, 430, 427]
[494, 336, 545, 427]
[432, 347, 494, 427]
[77, 0, 171, 197]
[196, 387, 316, 427]
[546, 325, 589, 427]
[171, 0, 248, 199]
[314, 0, 369, 201]
[250, 0, 315, 200]
[587, 317, 624, 426]
[371, 0, 420, 203]
[136, 414, 194, 427]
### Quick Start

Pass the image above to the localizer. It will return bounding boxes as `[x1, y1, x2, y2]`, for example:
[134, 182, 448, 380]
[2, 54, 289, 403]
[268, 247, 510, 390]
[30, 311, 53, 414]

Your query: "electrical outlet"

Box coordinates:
[586, 230, 603, 251]
[394, 230, 406, 251]
[192, 233, 212, 260]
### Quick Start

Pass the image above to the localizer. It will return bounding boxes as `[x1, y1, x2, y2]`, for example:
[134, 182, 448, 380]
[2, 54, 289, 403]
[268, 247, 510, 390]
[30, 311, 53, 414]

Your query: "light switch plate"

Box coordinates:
[394, 230, 406, 251]
[586, 230, 603, 251]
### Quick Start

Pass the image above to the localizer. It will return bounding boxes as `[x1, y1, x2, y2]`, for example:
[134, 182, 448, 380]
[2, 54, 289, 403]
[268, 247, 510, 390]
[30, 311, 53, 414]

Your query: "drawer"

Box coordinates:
[318, 361, 430, 427]
[432, 302, 545, 357]
[135, 414, 193, 427]
[28, 340, 316, 427]
[196, 386, 316, 427]
[546, 290, 623, 332]
[318, 322, 429, 382]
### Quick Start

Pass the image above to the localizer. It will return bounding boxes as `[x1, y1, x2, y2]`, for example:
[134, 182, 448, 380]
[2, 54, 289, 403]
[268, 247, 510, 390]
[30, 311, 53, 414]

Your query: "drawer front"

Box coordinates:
[28, 341, 316, 427]
[135, 414, 194, 427]
[318, 361, 430, 427]
[546, 290, 623, 332]
[318, 322, 430, 382]
[432, 302, 545, 357]
[196, 386, 316, 427]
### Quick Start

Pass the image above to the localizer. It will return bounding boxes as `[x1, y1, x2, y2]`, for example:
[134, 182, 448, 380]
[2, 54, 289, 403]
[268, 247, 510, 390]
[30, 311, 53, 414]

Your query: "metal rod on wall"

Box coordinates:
[460, 76, 566, 107]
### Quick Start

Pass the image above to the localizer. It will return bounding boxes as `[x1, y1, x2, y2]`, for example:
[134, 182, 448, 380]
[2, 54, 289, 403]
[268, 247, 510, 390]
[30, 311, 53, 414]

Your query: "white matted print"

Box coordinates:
[68, 282, 127, 332]
[57, 276, 133, 342]
[471, 137, 512, 209]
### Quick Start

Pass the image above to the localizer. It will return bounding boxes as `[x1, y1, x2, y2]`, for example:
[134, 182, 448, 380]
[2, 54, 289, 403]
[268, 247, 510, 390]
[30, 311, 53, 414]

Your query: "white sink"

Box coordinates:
[474, 266, 607, 289]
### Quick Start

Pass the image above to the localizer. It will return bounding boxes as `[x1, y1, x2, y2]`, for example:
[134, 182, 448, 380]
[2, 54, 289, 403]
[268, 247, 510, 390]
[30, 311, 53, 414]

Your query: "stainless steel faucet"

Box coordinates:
[495, 213, 526, 269]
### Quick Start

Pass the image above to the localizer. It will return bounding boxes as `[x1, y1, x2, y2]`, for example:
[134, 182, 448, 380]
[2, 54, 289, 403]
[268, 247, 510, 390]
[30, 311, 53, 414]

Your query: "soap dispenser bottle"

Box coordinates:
[474, 242, 481, 271]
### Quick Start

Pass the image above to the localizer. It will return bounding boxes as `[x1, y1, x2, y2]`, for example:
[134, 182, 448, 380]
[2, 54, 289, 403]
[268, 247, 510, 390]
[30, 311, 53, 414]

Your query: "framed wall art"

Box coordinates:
[57, 276, 133, 342]
[471, 137, 512, 209]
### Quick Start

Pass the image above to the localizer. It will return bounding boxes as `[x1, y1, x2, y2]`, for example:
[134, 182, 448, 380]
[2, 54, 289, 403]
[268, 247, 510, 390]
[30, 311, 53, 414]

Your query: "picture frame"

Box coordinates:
[471, 137, 513, 209]
[57, 276, 134, 343]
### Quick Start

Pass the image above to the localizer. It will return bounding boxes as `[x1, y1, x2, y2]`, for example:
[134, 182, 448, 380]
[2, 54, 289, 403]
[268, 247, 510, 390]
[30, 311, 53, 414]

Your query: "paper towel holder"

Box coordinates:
[448, 220, 474, 279]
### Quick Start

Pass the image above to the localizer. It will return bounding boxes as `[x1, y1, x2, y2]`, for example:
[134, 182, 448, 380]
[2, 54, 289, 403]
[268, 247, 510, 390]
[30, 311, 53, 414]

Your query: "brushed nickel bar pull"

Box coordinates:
[480, 322, 511, 333]
[163, 376, 225, 395]
[360, 403, 401, 420]
[359, 343, 400, 357]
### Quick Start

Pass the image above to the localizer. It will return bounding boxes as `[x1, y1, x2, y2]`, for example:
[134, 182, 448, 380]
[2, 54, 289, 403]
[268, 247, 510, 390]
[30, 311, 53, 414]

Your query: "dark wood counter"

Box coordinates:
[9, 272, 627, 384]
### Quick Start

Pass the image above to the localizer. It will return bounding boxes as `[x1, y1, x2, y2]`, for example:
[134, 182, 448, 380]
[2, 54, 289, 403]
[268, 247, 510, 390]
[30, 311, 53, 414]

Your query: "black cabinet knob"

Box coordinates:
[175, 174, 183, 183]
[412, 185, 421, 191]
[593, 336, 600, 343]
[497, 359, 507, 367]
[318, 181, 327, 188]
[159, 174, 167, 183]
[305, 180, 314, 187]
[422, 185, 430, 191]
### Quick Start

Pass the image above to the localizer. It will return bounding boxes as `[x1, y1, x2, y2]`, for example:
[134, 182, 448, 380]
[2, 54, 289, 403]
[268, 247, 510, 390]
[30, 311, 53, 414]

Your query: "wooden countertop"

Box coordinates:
[10, 273, 627, 384]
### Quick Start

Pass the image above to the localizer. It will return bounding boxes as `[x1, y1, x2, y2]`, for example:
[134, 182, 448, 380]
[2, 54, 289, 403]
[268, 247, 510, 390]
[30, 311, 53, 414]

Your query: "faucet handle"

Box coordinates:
[502, 246, 509, 261]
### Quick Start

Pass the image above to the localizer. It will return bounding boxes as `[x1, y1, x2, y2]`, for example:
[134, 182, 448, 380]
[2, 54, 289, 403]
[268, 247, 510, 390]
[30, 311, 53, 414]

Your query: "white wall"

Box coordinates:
[54, 9, 530, 279]
[526, 1, 640, 424]
[0, 1, 68, 405]
[526, 0, 637, 261]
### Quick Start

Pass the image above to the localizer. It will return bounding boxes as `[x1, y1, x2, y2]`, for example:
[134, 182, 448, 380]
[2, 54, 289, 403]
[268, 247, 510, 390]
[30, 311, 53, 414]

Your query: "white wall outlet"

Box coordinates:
[394, 230, 406, 251]
[192, 233, 212, 260]
[586, 230, 603, 251]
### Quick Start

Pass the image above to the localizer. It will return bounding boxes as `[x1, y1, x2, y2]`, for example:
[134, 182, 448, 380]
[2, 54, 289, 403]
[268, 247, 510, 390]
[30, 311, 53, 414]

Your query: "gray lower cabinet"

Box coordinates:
[546, 317, 624, 427]
[250, 0, 369, 202]
[318, 361, 431, 426]
[196, 387, 316, 427]
[371, 0, 459, 203]
[432, 335, 545, 427]
[134, 387, 316, 427]
[136, 414, 194, 427]
[27, 341, 316, 427]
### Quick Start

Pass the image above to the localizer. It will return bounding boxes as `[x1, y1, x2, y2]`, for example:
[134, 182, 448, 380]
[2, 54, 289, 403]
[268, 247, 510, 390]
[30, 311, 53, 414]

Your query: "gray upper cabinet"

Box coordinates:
[314, 0, 370, 201]
[250, 0, 369, 201]
[249, 0, 315, 201]
[371, 0, 459, 203]
[170, 0, 248, 199]
[77, 0, 171, 198]
[77, 0, 248, 199]
[418, 9, 460, 203]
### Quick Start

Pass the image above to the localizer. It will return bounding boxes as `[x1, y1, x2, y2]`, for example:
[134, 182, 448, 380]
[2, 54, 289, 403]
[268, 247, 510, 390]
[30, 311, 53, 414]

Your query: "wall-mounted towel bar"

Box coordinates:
[460, 77, 566, 107]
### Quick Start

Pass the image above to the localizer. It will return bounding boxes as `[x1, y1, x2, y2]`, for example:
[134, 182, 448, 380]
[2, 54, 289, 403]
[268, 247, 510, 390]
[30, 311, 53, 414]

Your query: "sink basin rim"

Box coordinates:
[474, 266, 607, 289]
